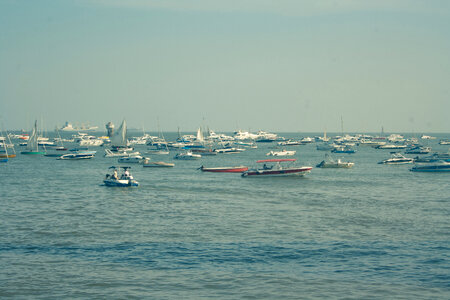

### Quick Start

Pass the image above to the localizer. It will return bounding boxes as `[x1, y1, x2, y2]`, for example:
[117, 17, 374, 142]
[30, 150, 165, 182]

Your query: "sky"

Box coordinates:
[1, 0, 449, 133]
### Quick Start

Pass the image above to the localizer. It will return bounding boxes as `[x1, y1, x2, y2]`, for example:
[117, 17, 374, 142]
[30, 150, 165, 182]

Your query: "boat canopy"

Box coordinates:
[257, 159, 296, 163]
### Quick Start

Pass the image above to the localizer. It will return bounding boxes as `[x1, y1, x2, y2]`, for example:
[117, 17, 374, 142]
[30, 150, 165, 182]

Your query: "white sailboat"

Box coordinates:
[21, 120, 46, 155]
[110, 119, 132, 151]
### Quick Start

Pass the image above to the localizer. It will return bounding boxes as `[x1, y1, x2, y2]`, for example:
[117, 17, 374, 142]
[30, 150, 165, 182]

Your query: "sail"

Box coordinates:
[110, 119, 127, 147]
[26, 120, 38, 151]
[196, 127, 204, 142]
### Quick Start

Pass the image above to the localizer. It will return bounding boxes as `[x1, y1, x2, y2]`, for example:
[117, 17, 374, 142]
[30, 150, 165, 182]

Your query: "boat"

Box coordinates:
[61, 121, 98, 132]
[331, 145, 356, 154]
[118, 155, 147, 164]
[143, 161, 175, 168]
[109, 119, 129, 150]
[104, 166, 139, 187]
[375, 144, 407, 149]
[378, 153, 414, 164]
[199, 165, 248, 173]
[410, 161, 450, 172]
[146, 149, 170, 155]
[214, 147, 245, 154]
[174, 151, 201, 160]
[104, 149, 140, 158]
[405, 146, 431, 154]
[0, 131, 16, 160]
[21, 120, 46, 155]
[266, 149, 296, 156]
[191, 148, 217, 156]
[242, 159, 312, 177]
[438, 139, 450, 145]
[58, 151, 96, 160]
[316, 154, 354, 168]
[278, 139, 302, 146]
[316, 143, 336, 151]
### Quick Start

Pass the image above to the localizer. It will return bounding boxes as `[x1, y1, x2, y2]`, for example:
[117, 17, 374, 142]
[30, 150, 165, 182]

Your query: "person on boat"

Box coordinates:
[113, 169, 118, 180]
[124, 169, 130, 178]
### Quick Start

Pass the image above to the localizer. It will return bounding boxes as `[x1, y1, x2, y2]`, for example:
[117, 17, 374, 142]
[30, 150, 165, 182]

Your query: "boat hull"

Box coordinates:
[143, 162, 175, 168]
[201, 166, 248, 173]
[104, 179, 139, 186]
[242, 167, 312, 177]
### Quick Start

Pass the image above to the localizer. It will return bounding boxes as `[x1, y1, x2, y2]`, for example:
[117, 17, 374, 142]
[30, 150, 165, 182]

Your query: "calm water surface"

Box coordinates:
[1, 132, 449, 299]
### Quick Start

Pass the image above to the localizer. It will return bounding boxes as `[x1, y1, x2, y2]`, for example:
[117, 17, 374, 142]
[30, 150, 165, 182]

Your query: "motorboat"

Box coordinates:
[378, 153, 414, 164]
[191, 148, 217, 156]
[118, 155, 147, 164]
[242, 159, 312, 177]
[143, 161, 175, 168]
[146, 149, 170, 155]
[439, 139, 450, 145]
[104, 149, 140, 158]
[174, 151, 201, 160]
[104, 166, 139, 187]
[410, 161, 450, 172]
[199, 165, 248, 173]
[316, 155, 354, 168]
[405, 146, 431, 154]
[278, 139, 302, 146]
[316, 143, 336, 151]
[214, 147, 245, 154]
[331, 145, 356, 154]
[58, 151, 96, 160]
[266, 149, 296, 156]
[375, 144, 407, 149]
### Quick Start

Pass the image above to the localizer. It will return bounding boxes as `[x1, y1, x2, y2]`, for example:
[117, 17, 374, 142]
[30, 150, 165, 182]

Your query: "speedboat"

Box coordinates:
[375, 144, 407, 149]
[331, 145, 356, 154]
[174, 151, 201, 160]
[405, 146, 431, 154]
[378, 153, 414, 164]
[199, 165, 248, 173]
[104, 166, 139, 187]
[214, 147, 245, 154]
[242, 159, 312, 177]
[410, 161, 450, 172]
[143, 161, 175, 168]
[316, 155, 354, 168]
[266, 149, 296, 156]
[58, 151, 96, 160]
[104, 149, 140, 157]
[118, 155, 147, 164]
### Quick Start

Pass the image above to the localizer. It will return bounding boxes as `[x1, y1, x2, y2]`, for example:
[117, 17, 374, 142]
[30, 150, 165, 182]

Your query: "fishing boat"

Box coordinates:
[378, 153, 414, 164]
[199, 165, 248, 173]
[410, 161, 450, 172]
[174, 151, 201, 160]
[266, 149, 296, 156]
[316, 154, 354, 168]
[104, 166, 139, 187]
[21, 120, 46, 155]
[143, 161, 175, 168]
[242, 159, 312, 177]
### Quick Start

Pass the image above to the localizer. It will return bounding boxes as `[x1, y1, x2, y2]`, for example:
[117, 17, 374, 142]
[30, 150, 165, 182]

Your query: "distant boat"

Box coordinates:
[61, 121, 98, 131]
[174, 151, 201, 160]
[331, 145, 356, 154]
[104, 166, 139, 187]
[21, 120, 46, 155]
[58, 151, 96, 160]
[378, 153, 414, 165]
[242, 159, 312, 177]
[316, 154, 354, 168]
[410, 161, 450, 172]
[266, 149, 296, 156]
[199, 165, 248, 173]
[143, 161, 175, 168]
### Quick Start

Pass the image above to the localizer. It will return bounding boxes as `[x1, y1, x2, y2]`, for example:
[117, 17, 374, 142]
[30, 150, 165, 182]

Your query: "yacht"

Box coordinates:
[378, 153, 414, 164]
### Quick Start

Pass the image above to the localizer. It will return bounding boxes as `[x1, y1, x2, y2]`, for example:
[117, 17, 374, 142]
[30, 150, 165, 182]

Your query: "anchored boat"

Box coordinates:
[242, 159, 312, 177]
[199, 165, 248, 173]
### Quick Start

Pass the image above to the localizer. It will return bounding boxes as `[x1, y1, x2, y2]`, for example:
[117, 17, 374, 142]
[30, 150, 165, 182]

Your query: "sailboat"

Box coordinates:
[0, 129, 16, 161]
[21, 120, 46, 155]
[110, 119, 132, 152]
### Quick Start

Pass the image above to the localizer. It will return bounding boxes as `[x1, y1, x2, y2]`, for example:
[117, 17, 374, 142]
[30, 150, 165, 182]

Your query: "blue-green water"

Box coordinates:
[1, 133, 449, 299]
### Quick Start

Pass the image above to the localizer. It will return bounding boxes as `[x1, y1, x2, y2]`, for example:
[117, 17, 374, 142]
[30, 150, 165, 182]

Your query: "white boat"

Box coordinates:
[378, 153, 414, 164]
[316, 154, 354, 168]
[439, 140, 450, 145]
[375, 144, 407, 149]
[174, 151, 201, 160]
[266, 149, 296, 156]
[118, 155, 147, 164]
[143, 161, 175, 168]
[110, 119, 129, 149]
[104, 149, 140, 157]
[146, 149, 170, 155]
[214, 147, 245, 154]
[242, 159, 312, 177]
[76, 133, 104, 146]
[61, 121, 98, 132]
[21, 120, 46, 155]
[104, 166, 139, 187]
[410, 161, 450, 172]
[58, 151, 96, 160]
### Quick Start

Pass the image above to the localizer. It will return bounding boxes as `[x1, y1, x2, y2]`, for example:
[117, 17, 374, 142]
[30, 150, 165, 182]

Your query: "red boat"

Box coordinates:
[242, 159, 312, 177]
[199, 165, 248, 173]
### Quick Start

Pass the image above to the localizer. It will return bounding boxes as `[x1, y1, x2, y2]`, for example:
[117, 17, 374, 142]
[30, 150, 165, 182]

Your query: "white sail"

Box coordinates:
[196, 127, 204, 142]
[26, 120, 38, 151]
[110, 119, 127, 147]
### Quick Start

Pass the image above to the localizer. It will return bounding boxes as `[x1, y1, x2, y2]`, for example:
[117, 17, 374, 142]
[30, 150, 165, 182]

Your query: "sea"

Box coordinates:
[1, 132, 449, 299]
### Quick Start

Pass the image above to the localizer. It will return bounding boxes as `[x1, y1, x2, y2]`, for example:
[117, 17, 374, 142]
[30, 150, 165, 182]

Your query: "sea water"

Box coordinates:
[1, 132, 449, 299]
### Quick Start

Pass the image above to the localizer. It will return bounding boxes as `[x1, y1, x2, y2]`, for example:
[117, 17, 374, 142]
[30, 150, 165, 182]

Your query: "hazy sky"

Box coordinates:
[1, 0, 449, 133]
